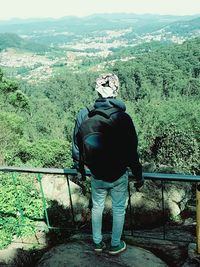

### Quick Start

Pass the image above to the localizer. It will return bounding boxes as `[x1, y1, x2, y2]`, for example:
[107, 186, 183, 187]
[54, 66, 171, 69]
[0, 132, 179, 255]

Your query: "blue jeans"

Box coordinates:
[91, 172, 128, 246]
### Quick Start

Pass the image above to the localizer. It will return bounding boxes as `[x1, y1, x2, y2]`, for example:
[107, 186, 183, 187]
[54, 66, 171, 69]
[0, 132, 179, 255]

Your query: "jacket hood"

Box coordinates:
[94, 98, 126, 111]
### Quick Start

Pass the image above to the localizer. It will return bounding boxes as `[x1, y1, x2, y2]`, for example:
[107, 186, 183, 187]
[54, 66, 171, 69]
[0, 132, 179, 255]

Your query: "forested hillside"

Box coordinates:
[0, 37, 199, 174]
[0, 33, 52, 53]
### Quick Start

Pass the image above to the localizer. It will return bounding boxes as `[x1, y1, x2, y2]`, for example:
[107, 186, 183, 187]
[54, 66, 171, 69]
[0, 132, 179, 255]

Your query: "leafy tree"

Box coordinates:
[126, 97, 200, 174]
[8, 90, 30, 110]
[0, 112, 24, 164]
[7, 138, 73, 168]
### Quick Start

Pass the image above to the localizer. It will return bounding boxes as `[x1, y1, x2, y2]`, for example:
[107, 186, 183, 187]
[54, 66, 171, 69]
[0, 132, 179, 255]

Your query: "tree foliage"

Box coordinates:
[0, 38, 200, 174]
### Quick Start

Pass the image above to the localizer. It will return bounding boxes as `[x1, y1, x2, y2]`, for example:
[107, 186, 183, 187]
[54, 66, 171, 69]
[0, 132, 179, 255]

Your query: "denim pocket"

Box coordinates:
[113, 173, 128, 192]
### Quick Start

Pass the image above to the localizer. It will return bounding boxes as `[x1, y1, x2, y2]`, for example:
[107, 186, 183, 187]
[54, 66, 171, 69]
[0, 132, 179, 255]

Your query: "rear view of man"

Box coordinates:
[72, 73, 143, 255]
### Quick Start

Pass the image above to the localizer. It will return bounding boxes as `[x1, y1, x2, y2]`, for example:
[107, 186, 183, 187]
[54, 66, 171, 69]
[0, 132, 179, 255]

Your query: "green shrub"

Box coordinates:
[126, 97, 200, 174]
[7, 138, 73, 168]
[0, 173, 44, 249]
[151, 124, 199, 173]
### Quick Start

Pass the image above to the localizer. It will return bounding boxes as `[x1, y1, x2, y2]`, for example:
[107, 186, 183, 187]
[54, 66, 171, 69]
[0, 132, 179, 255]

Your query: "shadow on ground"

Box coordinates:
[0, 198, 197, 267]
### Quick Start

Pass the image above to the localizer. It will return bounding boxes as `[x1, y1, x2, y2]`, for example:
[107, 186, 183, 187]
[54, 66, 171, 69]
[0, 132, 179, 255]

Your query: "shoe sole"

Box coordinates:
[109, 241, 127, 255]
[94, 248, 103, 252]
[94, 244, 106, 252]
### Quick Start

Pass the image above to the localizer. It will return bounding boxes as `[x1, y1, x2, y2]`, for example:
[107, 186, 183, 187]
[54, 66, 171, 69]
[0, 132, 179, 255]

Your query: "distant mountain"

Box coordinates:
[159, 17, 200, 37]
[0, 13, 199, 50]
[0, 13, 199, 35]
[0, 17, 56, 25]
[0, 14, 199, 52]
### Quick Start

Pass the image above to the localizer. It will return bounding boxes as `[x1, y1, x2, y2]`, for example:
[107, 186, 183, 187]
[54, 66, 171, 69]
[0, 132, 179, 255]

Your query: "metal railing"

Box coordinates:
[1, 166, 200, 249]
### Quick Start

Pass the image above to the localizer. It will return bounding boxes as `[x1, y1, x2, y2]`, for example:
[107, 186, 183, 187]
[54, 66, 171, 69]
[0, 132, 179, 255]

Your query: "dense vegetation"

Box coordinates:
[1, 37, 199, 172]
[0, 37, 200, 248]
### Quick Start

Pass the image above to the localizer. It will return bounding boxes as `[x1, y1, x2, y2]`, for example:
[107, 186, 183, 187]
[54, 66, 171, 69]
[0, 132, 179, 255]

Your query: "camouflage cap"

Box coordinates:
[95, 73, 119, 98]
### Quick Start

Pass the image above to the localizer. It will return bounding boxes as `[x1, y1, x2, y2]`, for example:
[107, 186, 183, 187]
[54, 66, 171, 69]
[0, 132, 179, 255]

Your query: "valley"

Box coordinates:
[0, 13, 199, 83]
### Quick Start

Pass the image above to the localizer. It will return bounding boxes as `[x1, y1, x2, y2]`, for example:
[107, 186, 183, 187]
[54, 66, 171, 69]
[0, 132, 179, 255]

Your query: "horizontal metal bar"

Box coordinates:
[0, 166, 200, 182]
[142, 172, 200, 182]
[0, 166, 77, 175]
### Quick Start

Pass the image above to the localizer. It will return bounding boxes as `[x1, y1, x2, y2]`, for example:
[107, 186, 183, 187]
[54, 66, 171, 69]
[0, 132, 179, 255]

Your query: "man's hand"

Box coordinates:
[134, 180, 144, 192]
[73, 161, 86, 179]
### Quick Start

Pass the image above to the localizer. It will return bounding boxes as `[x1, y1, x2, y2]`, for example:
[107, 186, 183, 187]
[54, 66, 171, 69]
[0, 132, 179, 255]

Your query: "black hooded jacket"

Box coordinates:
[72, 98, 143, 182]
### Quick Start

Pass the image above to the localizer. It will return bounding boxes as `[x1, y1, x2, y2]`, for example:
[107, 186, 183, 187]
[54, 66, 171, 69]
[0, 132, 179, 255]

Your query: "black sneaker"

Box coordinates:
[94, 241, 106, 252]
[109, 241, 126, 255]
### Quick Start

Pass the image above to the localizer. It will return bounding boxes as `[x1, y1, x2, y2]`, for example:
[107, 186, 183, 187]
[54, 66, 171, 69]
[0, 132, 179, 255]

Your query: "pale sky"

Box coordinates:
[1, 0, 200, 21]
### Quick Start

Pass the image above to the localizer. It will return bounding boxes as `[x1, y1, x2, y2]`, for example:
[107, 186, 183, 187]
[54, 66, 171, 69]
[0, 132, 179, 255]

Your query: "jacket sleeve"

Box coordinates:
[122, 113, 143, 182]
[72, 108, 88, 166]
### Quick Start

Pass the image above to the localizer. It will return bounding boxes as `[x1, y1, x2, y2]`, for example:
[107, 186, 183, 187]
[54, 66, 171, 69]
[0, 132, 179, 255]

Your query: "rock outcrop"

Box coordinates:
[39, 174, 192, 228]
[36, 241, 168, 267]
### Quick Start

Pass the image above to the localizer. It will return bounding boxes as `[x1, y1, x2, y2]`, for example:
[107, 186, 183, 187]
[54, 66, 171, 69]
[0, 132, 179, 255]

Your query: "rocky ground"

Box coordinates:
[0, 228, 200, 267]
[36, 240, 168, 267]
[0, 173, 198, 267]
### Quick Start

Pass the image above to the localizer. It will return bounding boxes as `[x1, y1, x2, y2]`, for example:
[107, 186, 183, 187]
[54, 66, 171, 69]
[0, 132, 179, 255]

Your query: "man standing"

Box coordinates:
[72, 73, 143, 255]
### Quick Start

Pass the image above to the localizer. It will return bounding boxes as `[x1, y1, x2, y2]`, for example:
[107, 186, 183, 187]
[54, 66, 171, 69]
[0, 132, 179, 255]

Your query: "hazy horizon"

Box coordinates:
[1, 0, 200, 21]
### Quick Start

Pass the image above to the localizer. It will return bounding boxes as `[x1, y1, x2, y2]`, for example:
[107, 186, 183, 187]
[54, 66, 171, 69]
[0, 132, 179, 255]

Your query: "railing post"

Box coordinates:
[196, 183, 200, 253]
[128, 181, 134, 236]
[161, 181, 166, 240]
[65, 174, 76, 227]
[37, 173, 50, 228]
[12, 173, 25, 224]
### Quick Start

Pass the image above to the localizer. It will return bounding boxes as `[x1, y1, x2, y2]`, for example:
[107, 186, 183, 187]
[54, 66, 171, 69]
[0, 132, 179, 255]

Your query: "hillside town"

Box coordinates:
[0, 25, 197, 83]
